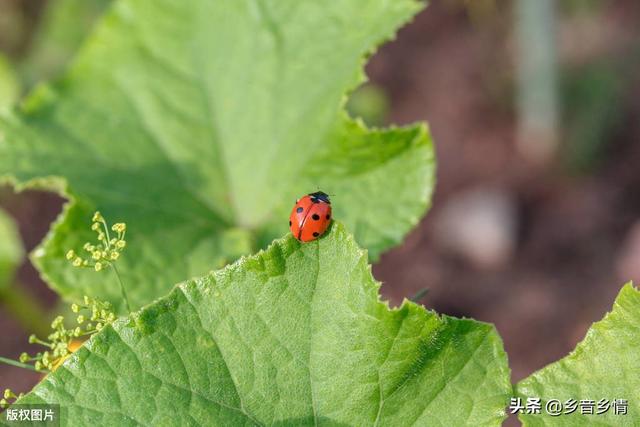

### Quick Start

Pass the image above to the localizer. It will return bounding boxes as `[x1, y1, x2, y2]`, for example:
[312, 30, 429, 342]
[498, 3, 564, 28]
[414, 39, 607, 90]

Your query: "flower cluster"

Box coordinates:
[0, 210, 130, 407]
[19, 296, 116, 372]
[0, 389, 23, 409]
[66, 211, 127, 272]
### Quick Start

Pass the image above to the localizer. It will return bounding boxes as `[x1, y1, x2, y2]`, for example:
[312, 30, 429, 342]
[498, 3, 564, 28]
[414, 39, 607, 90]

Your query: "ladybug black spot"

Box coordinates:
[296, 207, 303, 213]
[326, 214, 331, 220]
[312, 232, 319, 237]
[312, 214, 320, 220]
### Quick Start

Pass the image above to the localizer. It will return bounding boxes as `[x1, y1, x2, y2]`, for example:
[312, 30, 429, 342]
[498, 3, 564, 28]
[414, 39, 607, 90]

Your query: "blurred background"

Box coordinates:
[0, 0, 638, 423]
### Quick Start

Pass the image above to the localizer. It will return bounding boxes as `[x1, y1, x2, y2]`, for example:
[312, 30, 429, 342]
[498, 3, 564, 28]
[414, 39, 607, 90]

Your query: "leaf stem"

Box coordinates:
[111, 264, 131, 313]
[409, 287, 429, 303]
[0, 356, 39, 372]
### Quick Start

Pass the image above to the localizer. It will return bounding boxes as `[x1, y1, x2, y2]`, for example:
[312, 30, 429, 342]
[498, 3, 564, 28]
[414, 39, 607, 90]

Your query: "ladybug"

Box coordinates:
[289, 191, 332, 242]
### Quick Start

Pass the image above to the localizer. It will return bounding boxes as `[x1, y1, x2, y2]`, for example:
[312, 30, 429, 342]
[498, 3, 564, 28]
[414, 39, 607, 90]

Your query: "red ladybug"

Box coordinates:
[289, 191, 332, 242]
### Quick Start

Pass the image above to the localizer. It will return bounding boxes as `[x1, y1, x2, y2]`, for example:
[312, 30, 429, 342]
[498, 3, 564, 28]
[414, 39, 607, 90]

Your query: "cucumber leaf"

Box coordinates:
[0, 0, 435, 310]
[19, 223, 510, 426]
[516, 283, 640, 426]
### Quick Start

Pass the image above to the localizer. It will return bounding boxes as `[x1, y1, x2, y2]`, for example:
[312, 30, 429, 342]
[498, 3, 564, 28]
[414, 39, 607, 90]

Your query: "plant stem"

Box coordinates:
[409, 288, 430, 303]
[0, 356, 39, 372]
[0, 285, 50, 337]
[515, 0, 559, 162]
[111, 264, 131, 313]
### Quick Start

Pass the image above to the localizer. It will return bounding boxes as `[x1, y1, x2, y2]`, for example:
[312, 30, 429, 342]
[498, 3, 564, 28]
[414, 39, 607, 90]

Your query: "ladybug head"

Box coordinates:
[309, 191, 331, 204]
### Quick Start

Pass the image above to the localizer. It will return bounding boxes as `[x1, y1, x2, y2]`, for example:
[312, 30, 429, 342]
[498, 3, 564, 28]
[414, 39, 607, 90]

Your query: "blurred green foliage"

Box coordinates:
[0, 52, 19, 111]
[346, 83, 390, 126]
[0, 0, 109, 94]
[561, 61, 627, 173]
[20, 0, 110, 87]
[0, 206, 49, 336]
[0, 207, 23, 288]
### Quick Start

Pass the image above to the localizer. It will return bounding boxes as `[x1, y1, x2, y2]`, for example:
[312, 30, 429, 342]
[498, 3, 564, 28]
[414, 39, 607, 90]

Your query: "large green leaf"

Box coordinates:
[0, 207, 23, 288]
[516, 283, 640, 426]
[18, 223, 509, 426]
[0, 0, 435, 311]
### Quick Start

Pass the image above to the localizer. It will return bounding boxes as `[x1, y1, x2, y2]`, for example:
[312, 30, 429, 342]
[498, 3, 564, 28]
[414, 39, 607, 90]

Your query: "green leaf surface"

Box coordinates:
[18, 223, 510, 426]
[516, 283, 640, 426]
[0, 207, 23, 288]
[0, 0, 435, 311]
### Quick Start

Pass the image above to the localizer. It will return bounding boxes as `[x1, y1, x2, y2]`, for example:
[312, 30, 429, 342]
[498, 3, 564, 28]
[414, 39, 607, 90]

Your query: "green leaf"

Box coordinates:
[0, 0, 435, 310]
[19, 223, 510, 426]
[0, 207, 23, 288]
[516, 283, 640, 426]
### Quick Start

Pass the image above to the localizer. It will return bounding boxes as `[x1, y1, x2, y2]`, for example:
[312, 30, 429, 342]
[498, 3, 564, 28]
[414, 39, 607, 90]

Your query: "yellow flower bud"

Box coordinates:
[51, 316, 64, 329]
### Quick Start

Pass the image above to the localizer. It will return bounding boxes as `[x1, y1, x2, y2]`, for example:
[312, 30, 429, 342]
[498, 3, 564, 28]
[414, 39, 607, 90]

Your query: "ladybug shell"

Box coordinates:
[289, 192, 332, 242]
